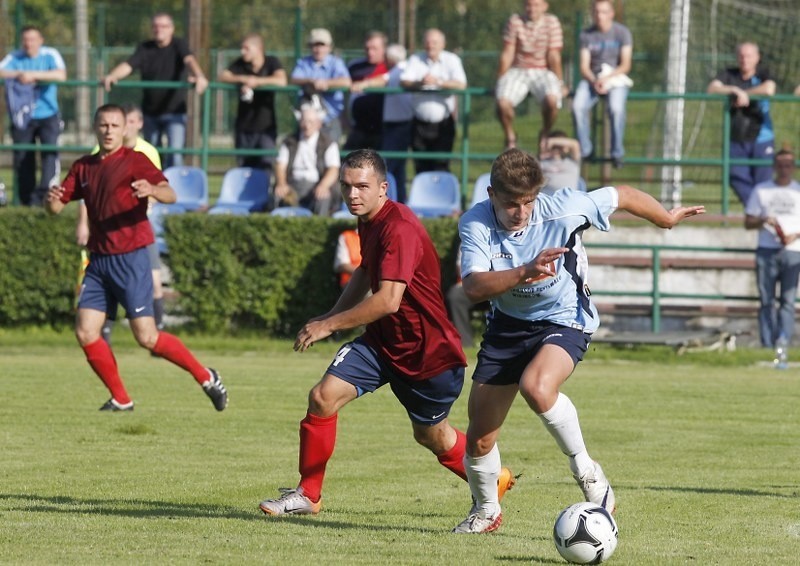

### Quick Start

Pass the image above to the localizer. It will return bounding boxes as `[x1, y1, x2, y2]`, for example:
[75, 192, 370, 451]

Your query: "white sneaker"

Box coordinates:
[452, 508, 502, 534]
[259, 487, 322, 516]
[574, 461, 616, 513]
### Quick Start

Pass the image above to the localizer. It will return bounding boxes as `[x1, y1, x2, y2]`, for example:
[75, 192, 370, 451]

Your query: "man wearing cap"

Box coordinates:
[290, 28, 352, 143]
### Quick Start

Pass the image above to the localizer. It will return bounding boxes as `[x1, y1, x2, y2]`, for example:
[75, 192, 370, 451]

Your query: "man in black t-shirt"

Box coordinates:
[707, 42, 776, 205]
[219, 34, 287, 170]
[344, 31, 388, 151]
[102, 12, 208, 168]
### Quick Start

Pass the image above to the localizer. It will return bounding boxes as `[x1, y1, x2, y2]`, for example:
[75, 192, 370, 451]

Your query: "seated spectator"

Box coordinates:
[290, 28, 351, 143]
[401, 28, 467, 174]
[571, 0, 632, 168]
[538, 130, 584, 194]
[496, 0, 566, 149]
[273, 104, 340, 216]
[218, 33, 287, 171]
[382, 44, 414, 203]
[345, 31, 388, 151]
[333, 228, 362, 291]
[446, 249, 488, 348]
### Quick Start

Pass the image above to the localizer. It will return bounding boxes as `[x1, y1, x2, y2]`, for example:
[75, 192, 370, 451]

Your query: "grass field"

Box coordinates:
[1, 327, 799, 564]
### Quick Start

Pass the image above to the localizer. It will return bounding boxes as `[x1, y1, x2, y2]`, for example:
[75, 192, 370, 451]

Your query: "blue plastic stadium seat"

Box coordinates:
[162, 166, 209, 212]
[208, 167, 271, 215]
[407, 171, 462, 217]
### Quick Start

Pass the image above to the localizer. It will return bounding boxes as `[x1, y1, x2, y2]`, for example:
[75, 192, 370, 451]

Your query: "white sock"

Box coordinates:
[538, 393, 592, 476]
[464, 444, 502, 517]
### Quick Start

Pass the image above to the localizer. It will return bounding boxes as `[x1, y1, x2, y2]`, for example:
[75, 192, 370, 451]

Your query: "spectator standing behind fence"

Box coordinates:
[218, 33, 287, 171]
[381, 44, 414, 202]
[571, 0, 632, 168]
[401, 29, 467, 174]
[102, 12, 208, 169]
[274, 104, 341, 216]
[0, 26, 66, 207]
[744, 148, 800, 349]
[290, 28, 351, 144]
[707, 42, 776, 207]
[345, 31, 388, 151]
[496, 0, 566, 150]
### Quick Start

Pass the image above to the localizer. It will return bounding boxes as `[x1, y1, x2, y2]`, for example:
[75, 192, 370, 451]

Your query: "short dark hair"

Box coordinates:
[775, 148, 795, 162]
[94, 104, 126, 123]
[490, 148, 545, 198]
[21, 26, 42, 36]
[341, 149, 387, 183]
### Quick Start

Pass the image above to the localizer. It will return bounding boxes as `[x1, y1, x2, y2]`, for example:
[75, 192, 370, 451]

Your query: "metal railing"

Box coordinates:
[1, 79, 797, 211]
[585, 242, 757, 332]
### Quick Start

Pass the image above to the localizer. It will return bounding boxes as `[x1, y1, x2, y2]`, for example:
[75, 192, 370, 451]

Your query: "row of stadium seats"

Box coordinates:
[151, 166, 489, 252]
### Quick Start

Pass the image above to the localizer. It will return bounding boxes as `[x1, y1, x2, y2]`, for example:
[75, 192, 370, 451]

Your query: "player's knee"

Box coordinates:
[307, 386, 336, 417]
[520, 379, 557, 413]
[133, 329, 159, 350]
[75, 326, 100, 346]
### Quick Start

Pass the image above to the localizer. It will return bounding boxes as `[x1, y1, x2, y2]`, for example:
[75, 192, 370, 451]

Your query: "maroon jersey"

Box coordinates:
[358, 200, 467, 380]
[60, 147, 166, 255]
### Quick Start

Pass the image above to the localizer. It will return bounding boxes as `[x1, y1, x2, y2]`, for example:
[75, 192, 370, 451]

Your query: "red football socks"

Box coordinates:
[82, 338, 130, 404]
[298, 412, 338, 502]
[152, 332, 209, 385]
[437, 427, 468, 481]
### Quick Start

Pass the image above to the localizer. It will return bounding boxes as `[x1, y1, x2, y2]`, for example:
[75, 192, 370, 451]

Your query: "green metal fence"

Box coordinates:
[584, 242, 756, 333]
[1, 79, 798, 212]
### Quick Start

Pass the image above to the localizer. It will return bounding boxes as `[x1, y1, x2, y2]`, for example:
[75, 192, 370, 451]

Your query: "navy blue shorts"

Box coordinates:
[472, 311, 591, 386]
[326, 337, 465, 425]
[78, 247, 154, 320]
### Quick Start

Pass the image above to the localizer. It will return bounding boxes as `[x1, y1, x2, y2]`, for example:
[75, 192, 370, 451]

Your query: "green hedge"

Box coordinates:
[165, 214, 460, 335]
[0, 207, 81, 327]
[0, 207, 460, 334]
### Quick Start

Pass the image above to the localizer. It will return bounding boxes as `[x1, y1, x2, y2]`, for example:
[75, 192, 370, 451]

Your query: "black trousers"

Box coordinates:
[411, 115, 455, 174]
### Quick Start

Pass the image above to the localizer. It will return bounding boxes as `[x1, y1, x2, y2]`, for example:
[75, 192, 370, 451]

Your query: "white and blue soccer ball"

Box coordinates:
[553, 502, 618, 564]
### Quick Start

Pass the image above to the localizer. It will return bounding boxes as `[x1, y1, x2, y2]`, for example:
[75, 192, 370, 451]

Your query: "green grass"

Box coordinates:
[1, 327, 799, 564]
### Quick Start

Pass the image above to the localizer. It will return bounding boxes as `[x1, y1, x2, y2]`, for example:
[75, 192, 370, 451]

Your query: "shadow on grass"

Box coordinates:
[0, 493, 451, 533]
[495, 556, 563, 564]
[643, 485, 799, 498]
[0, 493, 258, 522]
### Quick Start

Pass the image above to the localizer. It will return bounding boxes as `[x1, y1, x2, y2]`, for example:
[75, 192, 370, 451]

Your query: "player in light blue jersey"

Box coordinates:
[452, 148, 704, 533]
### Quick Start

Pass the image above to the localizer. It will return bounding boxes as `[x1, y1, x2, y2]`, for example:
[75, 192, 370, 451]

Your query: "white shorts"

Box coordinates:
[496, 67, 562, 108]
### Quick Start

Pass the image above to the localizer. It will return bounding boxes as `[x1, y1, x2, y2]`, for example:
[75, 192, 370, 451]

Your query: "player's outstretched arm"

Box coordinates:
[294, 276, 405, 352]
[45, 185, 66, 215]
[616, 185, 705, 229]
[463, 247, 567, 304]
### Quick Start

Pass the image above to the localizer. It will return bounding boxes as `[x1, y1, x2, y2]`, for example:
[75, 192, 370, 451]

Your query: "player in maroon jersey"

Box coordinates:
[45, 104, 227, 412]
[259, 149, 514, 518]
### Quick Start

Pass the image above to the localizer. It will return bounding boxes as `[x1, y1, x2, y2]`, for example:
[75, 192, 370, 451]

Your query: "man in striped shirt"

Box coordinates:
[495, 0, 566, 150]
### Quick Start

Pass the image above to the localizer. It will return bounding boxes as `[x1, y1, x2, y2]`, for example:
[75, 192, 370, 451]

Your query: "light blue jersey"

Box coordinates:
[459, 187, 619, 333]
[0, 46, 66, 119]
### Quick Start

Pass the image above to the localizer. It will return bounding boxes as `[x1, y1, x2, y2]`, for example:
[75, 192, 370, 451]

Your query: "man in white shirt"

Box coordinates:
[401, 29, 467, 174]
[744, 148, 800, 348]
[274, 104, 340, 215]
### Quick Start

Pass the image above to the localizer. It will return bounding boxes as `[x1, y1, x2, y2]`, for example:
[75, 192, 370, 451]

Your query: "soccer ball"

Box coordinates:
[553, 502, 618, 564]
